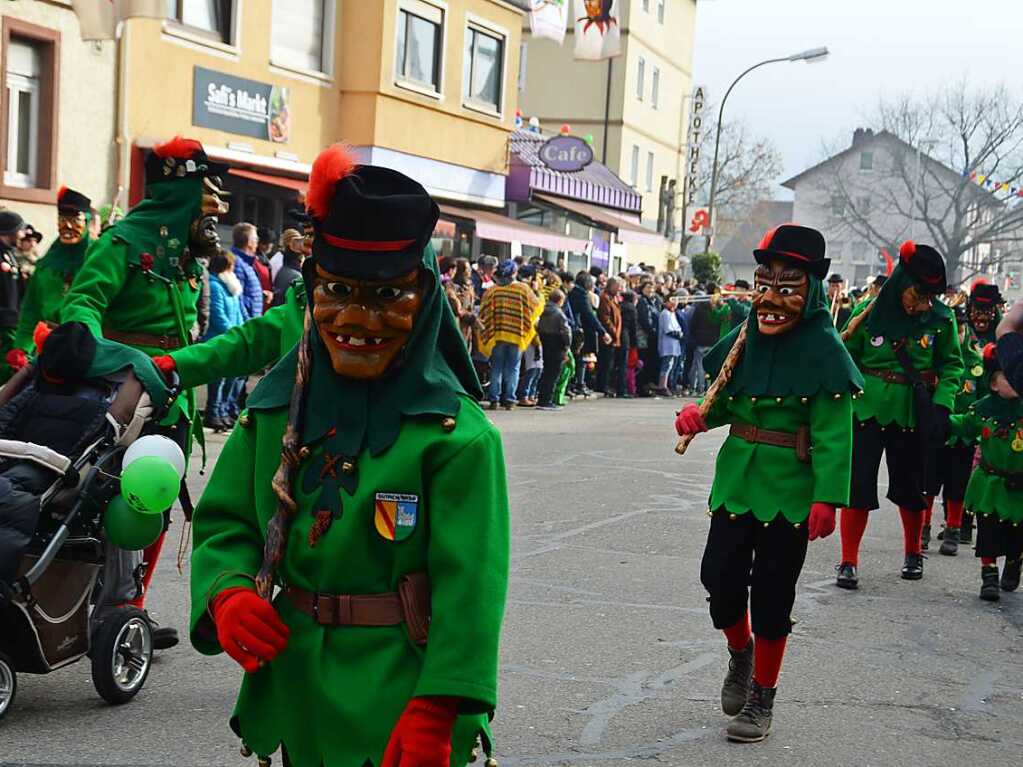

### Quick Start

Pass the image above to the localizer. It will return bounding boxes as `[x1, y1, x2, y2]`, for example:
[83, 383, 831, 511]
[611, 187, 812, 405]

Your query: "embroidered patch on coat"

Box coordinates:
[374, 493, 419, 541]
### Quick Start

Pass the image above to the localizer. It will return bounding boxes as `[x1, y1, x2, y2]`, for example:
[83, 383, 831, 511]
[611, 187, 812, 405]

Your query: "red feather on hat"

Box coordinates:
[153, 136, 203, 160]
[57, 186, 69, 202]
[899, 240, 916, 263]
[983, 342, 998, 365]
[306, 144, 357, 222]
[971, 277, 991, 290]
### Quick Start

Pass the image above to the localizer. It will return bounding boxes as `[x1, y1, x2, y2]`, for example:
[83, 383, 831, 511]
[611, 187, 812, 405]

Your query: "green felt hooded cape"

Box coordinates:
[84, 335, 170, 409]
[866, 263, 952, 341]
[38, 230, 91, 274]
[246, 243, 483, 516]
[705, 273, 863, 397]
[973, 391, 1023, 427]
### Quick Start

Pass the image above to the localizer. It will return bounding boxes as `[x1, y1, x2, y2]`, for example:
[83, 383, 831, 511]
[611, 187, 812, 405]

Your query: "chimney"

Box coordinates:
[851, 128, 875, 147]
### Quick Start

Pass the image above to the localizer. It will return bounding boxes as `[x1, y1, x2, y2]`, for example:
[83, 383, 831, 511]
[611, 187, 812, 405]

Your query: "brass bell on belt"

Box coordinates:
[441, 416, 457, 432]
[257, 757, 272, 767]
[240, 744, 253, 758]
[484, 759, 499, 767]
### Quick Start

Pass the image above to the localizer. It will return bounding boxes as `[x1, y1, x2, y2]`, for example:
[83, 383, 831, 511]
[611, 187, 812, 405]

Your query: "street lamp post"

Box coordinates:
[703, 46, 830, 254]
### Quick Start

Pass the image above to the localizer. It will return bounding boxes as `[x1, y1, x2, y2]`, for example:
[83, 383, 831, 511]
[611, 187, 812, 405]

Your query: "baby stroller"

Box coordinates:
[0, 323, 177, 721]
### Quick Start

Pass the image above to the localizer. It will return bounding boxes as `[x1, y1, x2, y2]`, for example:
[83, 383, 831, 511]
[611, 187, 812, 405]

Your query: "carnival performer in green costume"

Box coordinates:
[189, 145, 509, 767]
[6, 187, 93, 374]
[59, 136, 230, 651]
[675, 224, 863, 744]
[922, 303, 984, 553]
[966, 279, 1003, 347]
[949, 342, 1023, 601]
[835, 241, 963, 588]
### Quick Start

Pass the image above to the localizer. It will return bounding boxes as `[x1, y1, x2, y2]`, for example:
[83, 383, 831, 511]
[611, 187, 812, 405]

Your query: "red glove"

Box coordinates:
[211, 587, 289, 673]
[5, 348, 27, 372]
[674, 403, 708, 436]
[380, 696, 458, 767]
[151, 354, 176, 376]
[808, 502, 837, 541]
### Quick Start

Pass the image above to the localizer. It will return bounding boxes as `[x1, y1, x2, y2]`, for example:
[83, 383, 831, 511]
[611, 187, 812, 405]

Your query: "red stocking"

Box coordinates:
[723, 611, 752, 651]
[946, 500, 964, 529]
[128, 530, 167, 609]
[840, 508, 870, 565]
[923, 496, 934, 526]
[898, 507, 924, 555]
[981, 557, 997, 567]
[753, 635, 788, 689]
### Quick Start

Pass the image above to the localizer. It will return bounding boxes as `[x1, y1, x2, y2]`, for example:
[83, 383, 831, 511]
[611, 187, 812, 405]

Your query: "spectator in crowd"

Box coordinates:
[636, 280, 661, 395]
[688, 285, 726, 395]
[203, 250, 245, 431]
[537, 289, 573, 410]
[657, 294, 683, 396]
[230, 223, 267, 320]
[15, 224, 43, 282]
[620, 290, 639, 398]
[472, 254, 498, 301]
[257, 226, 277, 263]
[589, 265, 606, 292]
[726, 279, 753, 329]
[671, 289, 690, 393]
[445, 257, 481, 348]
[597, 276, 624, 396]
[518, 337, 543, 407]
[271, 228, 305, 307]
[568, 271, 609, 395]
[626, 265, 644, 290]
[478, 259, 542, 410]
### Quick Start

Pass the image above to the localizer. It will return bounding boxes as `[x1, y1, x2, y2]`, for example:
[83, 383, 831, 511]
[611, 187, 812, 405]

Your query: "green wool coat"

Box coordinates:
[704, 392, 854, 523]
[171, 284, 304, 388]
[844, 300, 964, 428]
[950, 399, 1023, 524]
[189, 396, 509, 767]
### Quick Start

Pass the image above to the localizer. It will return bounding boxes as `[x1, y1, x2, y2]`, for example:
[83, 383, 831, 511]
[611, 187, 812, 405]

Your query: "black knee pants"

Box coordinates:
[849, 418, 927, 512]
[975, 514, 1023, 559]
[700, 509, 809, 639]
[924, 442, 974, 501]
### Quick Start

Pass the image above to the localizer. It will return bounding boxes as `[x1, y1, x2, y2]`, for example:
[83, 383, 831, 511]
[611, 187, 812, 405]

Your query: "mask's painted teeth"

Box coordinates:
[336, 335, 385, 347]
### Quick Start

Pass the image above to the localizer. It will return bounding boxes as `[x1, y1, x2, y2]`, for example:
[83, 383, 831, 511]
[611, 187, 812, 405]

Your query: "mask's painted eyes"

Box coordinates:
[375, 286, 403, 300]
[756, 284, 770, 294]
[325, 282, 353, 299]
[779, 287, 793, 296]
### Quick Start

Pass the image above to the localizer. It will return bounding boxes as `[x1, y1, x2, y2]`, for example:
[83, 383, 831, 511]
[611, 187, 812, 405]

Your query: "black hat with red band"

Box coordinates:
[305, 144, 439, 281]
[56, 186, 91, 216]
[898, 240, 947, 294]
[969, 279, 1003, 308]
[753, 224, 829, 280]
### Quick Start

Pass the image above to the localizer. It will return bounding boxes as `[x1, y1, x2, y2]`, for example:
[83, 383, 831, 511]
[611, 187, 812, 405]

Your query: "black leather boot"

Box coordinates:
[921, 524, 931, 551]
[939, 527, 959, 556]
[901, 553, 924, 580]
[721, 640, 753, 716]
[960, 512, 974, 544]
[726, 681, 776, 743]
[835, 561, 858, 590]
[1001, 556, 1021, 592]
[980, 565, 1000, 601]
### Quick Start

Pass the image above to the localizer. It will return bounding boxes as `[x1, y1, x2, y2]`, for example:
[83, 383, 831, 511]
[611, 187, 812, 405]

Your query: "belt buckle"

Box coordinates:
[313, 593, 335, 625]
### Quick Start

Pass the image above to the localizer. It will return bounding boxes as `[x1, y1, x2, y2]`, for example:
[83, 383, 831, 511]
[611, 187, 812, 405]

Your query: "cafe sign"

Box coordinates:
[539, 135, 594, 172]
[193, 66, 291, 144]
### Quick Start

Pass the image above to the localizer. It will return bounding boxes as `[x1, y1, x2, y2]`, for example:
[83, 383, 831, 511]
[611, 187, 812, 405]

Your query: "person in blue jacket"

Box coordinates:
[204, 250, 246, 430]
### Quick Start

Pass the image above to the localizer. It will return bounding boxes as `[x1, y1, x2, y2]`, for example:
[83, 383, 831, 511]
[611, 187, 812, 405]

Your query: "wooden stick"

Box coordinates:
[839, 297, 876, 343]
[256, 309, 313, 600]
[675, 322, 747, 456]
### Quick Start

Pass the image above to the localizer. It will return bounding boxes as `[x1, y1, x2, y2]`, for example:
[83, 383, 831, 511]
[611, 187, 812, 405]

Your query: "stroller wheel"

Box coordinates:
[0, 651, 16, 721]
[91, 607, 153, 705]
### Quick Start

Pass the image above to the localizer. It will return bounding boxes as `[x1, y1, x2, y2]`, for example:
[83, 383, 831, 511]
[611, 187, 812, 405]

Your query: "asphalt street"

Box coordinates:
[3, 396, 1022, 766]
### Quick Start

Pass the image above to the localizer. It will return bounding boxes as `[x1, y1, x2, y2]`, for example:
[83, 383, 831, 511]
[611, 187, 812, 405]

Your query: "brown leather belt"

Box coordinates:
[103, 328, 183, 351]
[980, 461, 1023, 481]
[862, 367, 938, 387]
[729, 422, 811, 463]
[286, 585, 404, 627]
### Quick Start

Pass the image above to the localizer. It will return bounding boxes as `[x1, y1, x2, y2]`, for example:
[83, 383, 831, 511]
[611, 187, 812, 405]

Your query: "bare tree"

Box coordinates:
[816, 80, 1023, 284]
[681, 111, 783, 254]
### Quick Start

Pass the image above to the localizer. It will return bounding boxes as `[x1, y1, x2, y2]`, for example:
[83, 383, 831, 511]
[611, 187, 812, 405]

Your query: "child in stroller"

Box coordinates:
[0, 322, 178, 721]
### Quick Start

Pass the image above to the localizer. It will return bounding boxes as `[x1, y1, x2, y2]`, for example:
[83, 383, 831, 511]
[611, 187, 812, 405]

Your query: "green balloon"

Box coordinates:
[104, 495, 163, 550]
[120, 455, 179, 514]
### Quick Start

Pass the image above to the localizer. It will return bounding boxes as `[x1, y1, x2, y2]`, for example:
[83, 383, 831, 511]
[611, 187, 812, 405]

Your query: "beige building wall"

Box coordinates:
[0, 0, 117, 243]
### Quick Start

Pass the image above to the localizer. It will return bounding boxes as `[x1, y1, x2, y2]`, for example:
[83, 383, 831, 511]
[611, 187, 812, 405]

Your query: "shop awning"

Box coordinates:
[534, 193, 665, 247]
[439, 204, 589, 252]
[228, 168, 308, 193]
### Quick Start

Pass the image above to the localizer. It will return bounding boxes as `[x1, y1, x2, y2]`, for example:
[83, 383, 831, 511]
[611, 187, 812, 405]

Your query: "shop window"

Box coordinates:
[636, 57, 644, 101]
[651, 66, 660, 109]
[166, 0, 234, 44]
[272, 0, 334, 74]
[1, 20, 58, 200]
[396, 2, 443, 92]
[630, 145, 639, 186]
[463, 24, 504, 113]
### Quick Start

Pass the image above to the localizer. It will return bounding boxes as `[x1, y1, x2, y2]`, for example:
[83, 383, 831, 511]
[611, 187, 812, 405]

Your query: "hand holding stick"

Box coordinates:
[675, 323, 747, 456]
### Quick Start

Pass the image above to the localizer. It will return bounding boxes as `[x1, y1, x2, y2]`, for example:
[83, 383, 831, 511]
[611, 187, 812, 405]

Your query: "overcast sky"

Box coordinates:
[692, 0, 1022, 196]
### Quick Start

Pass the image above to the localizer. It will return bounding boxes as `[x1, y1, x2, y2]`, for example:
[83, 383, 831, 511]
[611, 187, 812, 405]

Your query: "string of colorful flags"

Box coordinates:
[967, 169, 1023, 198]
[529, 0, 622, 61]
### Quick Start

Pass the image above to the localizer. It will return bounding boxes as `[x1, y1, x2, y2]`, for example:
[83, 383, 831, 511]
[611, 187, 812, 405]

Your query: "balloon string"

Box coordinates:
[176, 517, 191, 575]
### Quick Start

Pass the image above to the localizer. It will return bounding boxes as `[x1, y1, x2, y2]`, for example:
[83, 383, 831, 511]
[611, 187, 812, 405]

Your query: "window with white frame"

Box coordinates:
[396, 2, 444, 92]
[272, 0, 333, 74]
[4, 40, 40, 188]
[657, 0, 665, 23]
[636, 57, 645, 100]
[651, 66, 660, 109]
[463, 24, 504, 113]
[630, 145, 640, 186]
[646, 152, 654, 192]
[166, 0, 234, 43]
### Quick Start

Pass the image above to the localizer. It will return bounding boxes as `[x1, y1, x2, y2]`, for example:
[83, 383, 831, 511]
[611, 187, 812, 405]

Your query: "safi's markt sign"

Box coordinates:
[539, 136, 594, 173]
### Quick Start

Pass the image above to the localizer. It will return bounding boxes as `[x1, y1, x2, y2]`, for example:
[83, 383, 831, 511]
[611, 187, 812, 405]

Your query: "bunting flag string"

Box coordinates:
[966, 169, 1023, 198]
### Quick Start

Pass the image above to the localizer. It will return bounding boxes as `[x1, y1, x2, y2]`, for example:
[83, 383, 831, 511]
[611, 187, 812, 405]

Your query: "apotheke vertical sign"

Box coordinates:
[684, 85, 706, 208]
